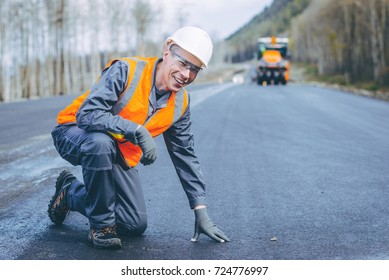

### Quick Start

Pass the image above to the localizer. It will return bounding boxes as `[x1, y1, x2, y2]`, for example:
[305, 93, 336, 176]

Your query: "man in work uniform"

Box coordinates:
[48, 26, 230, 249]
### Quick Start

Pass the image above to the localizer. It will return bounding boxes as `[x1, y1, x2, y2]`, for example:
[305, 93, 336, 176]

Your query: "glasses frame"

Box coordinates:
[169, 45, 202, 79]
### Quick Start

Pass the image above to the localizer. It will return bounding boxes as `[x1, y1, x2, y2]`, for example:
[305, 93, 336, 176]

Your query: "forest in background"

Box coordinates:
[225, 0, 310, 62]
[292, 0, 389, 88]
[227, 0, 389, 90]
[0, 0, 168, 102]
[1, 0, 388, 102]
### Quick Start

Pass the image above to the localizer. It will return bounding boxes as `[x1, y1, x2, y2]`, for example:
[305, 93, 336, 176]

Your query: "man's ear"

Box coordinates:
[161, 41, 171, 61]
[163, 50, 168, 59]
[162, 49, 169, 61]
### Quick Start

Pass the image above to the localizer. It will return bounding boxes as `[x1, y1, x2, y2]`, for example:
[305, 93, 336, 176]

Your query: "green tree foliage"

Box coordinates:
[225, 0, 310, 62]
[227, 0, 388, 86]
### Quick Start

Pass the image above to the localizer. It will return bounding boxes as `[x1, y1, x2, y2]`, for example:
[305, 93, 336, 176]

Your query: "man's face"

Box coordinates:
[163, 45, 203, 92]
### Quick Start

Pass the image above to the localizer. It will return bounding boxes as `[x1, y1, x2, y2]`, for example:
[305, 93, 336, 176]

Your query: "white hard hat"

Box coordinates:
[166, 26, 213, 68]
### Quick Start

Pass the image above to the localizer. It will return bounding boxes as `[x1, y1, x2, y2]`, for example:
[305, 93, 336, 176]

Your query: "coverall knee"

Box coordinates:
[51, 124, 148, 234]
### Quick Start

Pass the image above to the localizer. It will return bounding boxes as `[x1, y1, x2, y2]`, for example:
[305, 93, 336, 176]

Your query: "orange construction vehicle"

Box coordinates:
[256, 36, 290, 85]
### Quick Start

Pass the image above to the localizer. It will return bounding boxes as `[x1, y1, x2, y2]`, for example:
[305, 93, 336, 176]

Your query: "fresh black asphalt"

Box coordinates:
[1, 82, 389, 260]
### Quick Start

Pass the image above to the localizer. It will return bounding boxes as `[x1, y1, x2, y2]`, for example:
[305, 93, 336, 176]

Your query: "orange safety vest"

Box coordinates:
[57, 57, 189, 167]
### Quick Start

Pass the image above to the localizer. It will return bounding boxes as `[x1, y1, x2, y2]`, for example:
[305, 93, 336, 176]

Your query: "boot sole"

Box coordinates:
[48, 170, 74, 224]
[88, 234, 122, 249]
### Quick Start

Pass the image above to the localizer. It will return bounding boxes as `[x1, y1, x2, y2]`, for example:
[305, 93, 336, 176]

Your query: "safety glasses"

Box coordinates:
[169, 45, 202, 80]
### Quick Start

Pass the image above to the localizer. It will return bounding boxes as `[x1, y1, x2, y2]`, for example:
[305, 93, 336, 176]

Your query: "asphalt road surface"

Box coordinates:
[1, 81, 389, 260]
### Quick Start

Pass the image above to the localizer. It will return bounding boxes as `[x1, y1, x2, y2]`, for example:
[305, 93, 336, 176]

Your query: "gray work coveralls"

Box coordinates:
[51, 59, 207, 235]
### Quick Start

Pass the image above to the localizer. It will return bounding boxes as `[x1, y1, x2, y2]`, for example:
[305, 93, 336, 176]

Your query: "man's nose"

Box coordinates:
[180, 67, 191, 78]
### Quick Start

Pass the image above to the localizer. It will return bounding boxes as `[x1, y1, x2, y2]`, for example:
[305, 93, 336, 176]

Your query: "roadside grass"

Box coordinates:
[295, 62, 389, 102]
[190, 61, 389, 102]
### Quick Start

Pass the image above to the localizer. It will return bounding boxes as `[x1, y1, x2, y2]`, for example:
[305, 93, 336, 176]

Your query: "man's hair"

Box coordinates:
[169, 44, 181, 53]
[162, 40, 182, 54]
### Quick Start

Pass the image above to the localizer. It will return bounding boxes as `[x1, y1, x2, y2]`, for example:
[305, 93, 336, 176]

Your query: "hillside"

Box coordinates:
[225, 0, 310, 62]
[225, 0, 389, 98]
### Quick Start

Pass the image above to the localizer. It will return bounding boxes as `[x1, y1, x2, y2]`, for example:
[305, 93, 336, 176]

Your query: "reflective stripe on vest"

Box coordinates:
[114, 57, 188, 167]
[57, 57, 188, 168]
[112, 57, 186, 125]
[112, 58, 147, 116]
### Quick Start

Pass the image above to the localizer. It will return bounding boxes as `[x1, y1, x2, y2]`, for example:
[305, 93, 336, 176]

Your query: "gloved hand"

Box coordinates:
[135, 125, 157, 165]
[191, 207, 230, 243]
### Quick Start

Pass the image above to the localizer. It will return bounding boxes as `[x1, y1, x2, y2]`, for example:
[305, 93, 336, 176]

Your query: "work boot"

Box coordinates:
[88, 226, 122, 249]
[47, 170, 76, 225]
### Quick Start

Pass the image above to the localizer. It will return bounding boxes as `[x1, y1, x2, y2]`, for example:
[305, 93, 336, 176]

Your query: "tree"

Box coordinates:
[131, 0, 155, 56]
[291, 0, 389, 85]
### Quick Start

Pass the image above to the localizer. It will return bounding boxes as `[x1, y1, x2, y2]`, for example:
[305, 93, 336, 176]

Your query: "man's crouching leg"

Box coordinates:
[116, 216, 147, 236]
[112, 164, 148, 237]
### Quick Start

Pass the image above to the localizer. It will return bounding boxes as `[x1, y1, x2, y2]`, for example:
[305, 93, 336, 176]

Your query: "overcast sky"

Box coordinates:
[150, 0, 274, 41]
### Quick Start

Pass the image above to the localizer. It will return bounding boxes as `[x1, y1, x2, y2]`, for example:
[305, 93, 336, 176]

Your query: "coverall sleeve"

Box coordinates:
[163, 97, 207, 209]
[76, 60, 139, 142]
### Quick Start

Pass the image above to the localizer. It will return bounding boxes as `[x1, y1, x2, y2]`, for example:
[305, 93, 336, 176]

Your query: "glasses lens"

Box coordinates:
[170, 47, 201, 80]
